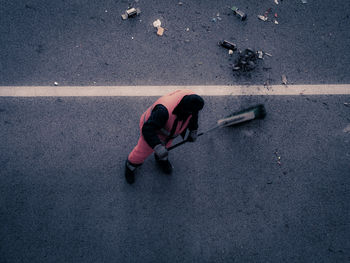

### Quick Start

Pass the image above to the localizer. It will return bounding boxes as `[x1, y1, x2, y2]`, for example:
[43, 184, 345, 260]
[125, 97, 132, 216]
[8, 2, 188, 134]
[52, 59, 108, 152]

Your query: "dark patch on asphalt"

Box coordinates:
[24, 4, 37, 11]
[35, 44, 44, 54]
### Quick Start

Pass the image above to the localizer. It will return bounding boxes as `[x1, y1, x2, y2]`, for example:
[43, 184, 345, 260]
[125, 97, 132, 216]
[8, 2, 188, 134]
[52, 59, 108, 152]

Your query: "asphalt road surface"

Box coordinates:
[1, 95, 349, 262]
[1, 0, 350, 86]
[1, 0, 350, 262]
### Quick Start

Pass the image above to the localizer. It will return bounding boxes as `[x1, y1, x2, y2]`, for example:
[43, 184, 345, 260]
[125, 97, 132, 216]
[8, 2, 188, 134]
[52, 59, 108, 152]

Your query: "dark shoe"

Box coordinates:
[154, 155, 173, 174]
[125, 160, 135, 184]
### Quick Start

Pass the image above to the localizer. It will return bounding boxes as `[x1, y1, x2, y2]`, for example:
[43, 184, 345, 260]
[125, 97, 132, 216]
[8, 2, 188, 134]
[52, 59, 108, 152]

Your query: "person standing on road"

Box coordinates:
[125, 89, 205, 184]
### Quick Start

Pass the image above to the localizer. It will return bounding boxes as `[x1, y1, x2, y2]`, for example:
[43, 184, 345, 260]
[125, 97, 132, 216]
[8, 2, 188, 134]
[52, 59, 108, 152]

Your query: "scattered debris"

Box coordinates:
[282, 74, 288, 85]
[212, 16, 222, 22]
[258, 15, 268, 21]
[153, 19, 165, 36]
[215, 13, 222, 21]
[343, 124, 350, 133]
[153, 19, 161, 28]
[121, 7, 141, 20]
[232, 48, 259, 72]
[264, 8, 272, 17]
[258, 8, 280, 22]
[218, 40, 237, 51]
[256, 50, 272, 59]
[301, 0, 307, 3]
[231, 6, 247, 20]
[264, 79, 271, 90]
[274, 150, 282, 165]
[54, 82, 58, 86]
[157, 27, 164, 36]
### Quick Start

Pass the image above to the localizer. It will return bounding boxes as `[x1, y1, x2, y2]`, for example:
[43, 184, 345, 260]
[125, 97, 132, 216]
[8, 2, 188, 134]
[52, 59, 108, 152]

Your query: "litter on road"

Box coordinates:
[219, 40, 237, 51]
[233, 48, 259, 72]
[258, 15, 268, 21]
[153, 19, 161, 28]
[282, 74, 288, 85]
[157, 27, 165, 36]
[274, 150, 282, 166]
[231, 6, 247, 20]
[121, 7, 141, 20]
[216, 13, 222, 21]
[264, 7, 272, 18]
[153, 19, 164, 36]
[343, 124, 350, 133]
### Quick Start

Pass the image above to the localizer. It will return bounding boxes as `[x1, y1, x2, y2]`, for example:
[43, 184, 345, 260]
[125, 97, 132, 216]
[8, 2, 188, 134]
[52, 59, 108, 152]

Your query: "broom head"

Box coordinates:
[217, 104, 266, 127]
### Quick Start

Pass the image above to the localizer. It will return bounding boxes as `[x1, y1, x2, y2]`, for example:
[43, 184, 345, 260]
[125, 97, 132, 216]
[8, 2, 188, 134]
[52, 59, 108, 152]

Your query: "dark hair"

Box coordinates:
[173, 94, 204, 116]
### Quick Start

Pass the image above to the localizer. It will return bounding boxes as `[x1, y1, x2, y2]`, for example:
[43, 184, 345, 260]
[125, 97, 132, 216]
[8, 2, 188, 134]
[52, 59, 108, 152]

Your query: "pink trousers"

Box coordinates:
[128, 134, 173, 165]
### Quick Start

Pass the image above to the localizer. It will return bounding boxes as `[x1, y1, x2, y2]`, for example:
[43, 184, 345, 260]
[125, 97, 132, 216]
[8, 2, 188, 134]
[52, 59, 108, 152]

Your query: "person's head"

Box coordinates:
[173, 94, 204, 120]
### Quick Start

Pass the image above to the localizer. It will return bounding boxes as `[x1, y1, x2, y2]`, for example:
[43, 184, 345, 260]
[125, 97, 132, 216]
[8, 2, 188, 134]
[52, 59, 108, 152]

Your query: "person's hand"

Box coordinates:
[188, 130, 198, 142]
[154, 144, 168, 160]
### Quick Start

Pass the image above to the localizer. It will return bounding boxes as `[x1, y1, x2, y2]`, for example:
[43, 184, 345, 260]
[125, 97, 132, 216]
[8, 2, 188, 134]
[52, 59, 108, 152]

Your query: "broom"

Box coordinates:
[167, 104, 266, 151]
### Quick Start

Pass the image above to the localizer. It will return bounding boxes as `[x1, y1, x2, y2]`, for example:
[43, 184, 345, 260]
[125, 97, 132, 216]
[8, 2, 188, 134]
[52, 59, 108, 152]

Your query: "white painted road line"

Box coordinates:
[0, 85, 350, 96]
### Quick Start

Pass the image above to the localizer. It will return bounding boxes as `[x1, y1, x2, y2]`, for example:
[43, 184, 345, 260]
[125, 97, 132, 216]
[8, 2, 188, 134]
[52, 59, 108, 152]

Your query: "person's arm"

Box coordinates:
[142, 104, 169, 148]
[187, 111, 200, 142]
[187, 111, 199, 131]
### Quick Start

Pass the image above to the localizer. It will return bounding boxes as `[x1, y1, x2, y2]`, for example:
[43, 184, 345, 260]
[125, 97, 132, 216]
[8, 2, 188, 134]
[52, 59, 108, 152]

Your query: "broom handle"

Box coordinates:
[167, 125, 220, 151]
[167, 104, 264, 151]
